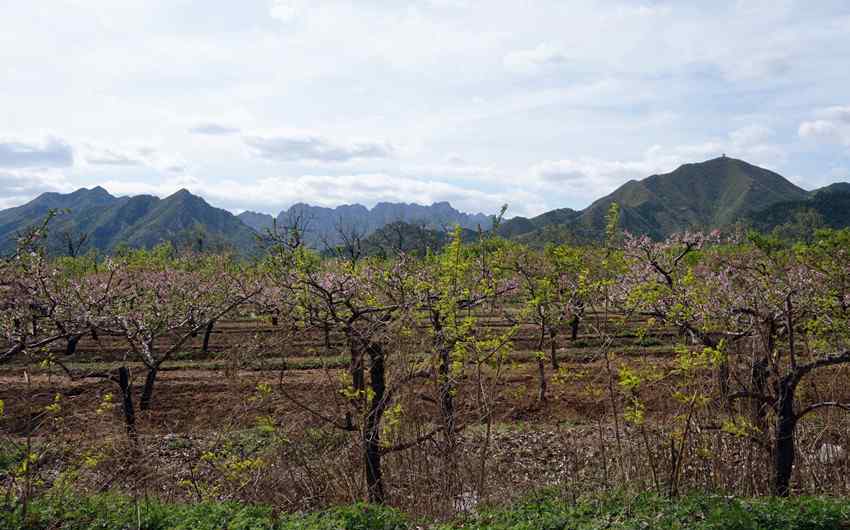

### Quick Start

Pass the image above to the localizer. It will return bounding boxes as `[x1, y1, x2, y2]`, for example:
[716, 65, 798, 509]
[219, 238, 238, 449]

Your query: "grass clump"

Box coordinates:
[2, 490, 849, 529]
[0, 495, 407, 530]
[444, 490, 850, 529]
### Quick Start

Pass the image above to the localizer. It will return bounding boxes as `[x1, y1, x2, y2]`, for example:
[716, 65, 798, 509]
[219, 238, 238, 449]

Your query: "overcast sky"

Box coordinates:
[2, 0, 850, 216]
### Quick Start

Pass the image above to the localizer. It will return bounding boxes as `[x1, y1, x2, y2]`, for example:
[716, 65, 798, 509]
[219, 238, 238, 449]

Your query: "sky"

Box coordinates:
[2, 0, 850, 217]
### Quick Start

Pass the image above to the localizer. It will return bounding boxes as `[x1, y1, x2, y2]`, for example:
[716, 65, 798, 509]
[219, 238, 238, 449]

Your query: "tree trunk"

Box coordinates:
[434, 314, 459, 505]
[202, 320, 215, 353]
[346, 335, 365, 430]
[437, 334, 459, 500]
[751, 356, 769, 435]
[65, 335, 80, 356]
[718, 359, 729, 397]
[323, 323, 332, 352]
[536, 325, 547, 402]
[773, 382, 796, 497]
[438, 340, 455, 447]
[537, 358, 547, 402]
[140, 367, 158, 411]
[549, 330, 559, 370]
[351, 345, 365, 398]
[570, 315, 580, 341]
[117, 366, 136, 438]
[364, 343, 386, 504]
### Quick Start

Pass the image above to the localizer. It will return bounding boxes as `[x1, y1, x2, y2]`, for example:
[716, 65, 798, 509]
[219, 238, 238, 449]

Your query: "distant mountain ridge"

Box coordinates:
[238, 201, 492, 247]
[2, 156, 849, 255]
[0, 189, 493, 256]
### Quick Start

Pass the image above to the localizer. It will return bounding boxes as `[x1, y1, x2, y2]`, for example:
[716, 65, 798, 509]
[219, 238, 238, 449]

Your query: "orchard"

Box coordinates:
[2, 206, 849, 526]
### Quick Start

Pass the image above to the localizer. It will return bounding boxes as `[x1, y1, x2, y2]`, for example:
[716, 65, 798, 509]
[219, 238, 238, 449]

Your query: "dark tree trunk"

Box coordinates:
[570, 315, 580, 341]
[140, 367, 158, 411]
[751, 356, 769, 434]
[202, 320, 215, 353]
[434, 314, 459, 503]
[773, 381, 796, 497]
[718, 359, 729, 396]
[714, 332, 729, 410]
[65, 335, 80, 356]
[364, 343, 386, 504]
[437, 333, 459, 495]
[549, 330, 559, 370]
[323, 323, 332, 352]
[351, 345, 365, 397]
[346, 335, 365, 430]
[117, 366, 136, 438]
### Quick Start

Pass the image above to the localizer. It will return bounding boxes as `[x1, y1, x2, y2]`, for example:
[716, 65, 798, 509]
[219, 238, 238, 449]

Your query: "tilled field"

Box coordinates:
[3, 313, 850, 514]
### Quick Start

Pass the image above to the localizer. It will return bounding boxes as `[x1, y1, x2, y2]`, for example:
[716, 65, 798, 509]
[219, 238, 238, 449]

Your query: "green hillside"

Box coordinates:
[0, 188, 259, 255]
[497, 208, 580, 239]
[501, 157, 812, 241]
[572, 157, 809, 239]
[749, 187, 850, 235]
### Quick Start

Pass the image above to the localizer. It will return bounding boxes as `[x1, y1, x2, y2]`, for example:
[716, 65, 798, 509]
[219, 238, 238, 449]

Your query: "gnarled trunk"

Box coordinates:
[140, 367, 158, 411]
[345, 333, 366, 430]
[438, 339, 455, 448]
[65, 335, 80, 356]
[202, 320, 215, 353]
[364, 342, 386, 504]
[117, 366, 136, 439]
[773, 381, 796, 497]
[751, 356, 769, 435]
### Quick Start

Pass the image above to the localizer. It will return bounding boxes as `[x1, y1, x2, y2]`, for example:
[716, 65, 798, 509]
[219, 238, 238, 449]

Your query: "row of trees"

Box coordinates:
[2, 207, 850, 505]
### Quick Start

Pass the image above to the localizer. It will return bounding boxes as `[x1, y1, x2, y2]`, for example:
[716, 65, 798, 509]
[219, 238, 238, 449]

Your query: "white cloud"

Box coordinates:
[446, 154, 467, 166]
[1, 1, 849, 218]
[0, 135, 73, 168]
[0, 169, 75, 208]
[84, 147, 145, 167]
[729, 124, 773, 146]
[820, 106, 850, 123]
[100, 174, 204, 198]
[269, 0, 303, 23]
[799, 106, 850, 147]
[244, 132, 395, 163]
[189, 123, 241, 135]
[82, 143, 188, 173]
[503, 43, 569, 74]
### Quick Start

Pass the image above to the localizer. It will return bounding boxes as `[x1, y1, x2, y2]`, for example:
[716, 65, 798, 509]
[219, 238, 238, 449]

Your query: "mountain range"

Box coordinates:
[1, 156, 848, 255]
[237, 201, 492, 248]
[0, 186, 257, 255]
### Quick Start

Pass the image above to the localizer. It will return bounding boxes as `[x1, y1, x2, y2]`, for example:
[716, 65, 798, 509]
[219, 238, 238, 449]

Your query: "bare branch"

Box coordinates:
[796, 401, 850, 421]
